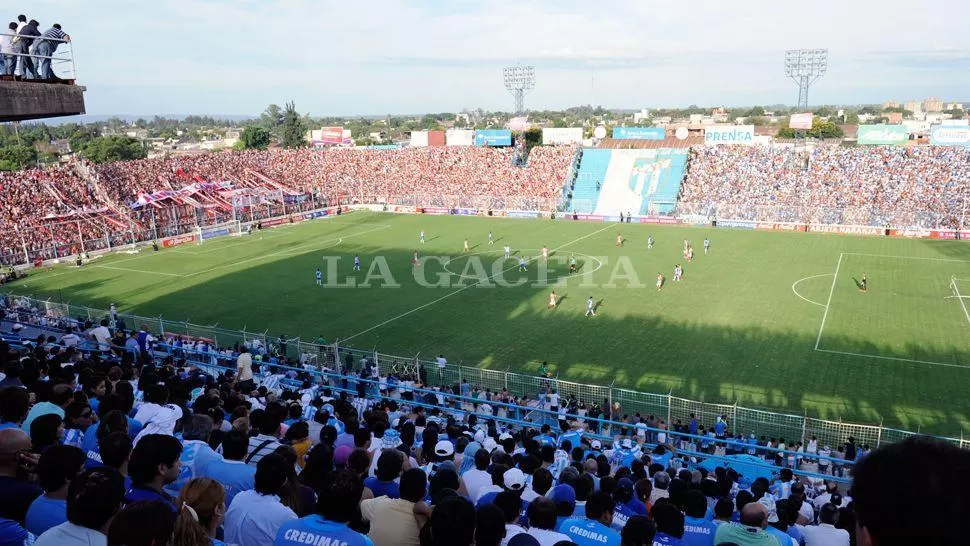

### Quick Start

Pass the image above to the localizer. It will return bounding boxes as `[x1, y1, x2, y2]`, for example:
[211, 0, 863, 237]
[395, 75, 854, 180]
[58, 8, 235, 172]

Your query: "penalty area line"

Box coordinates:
[791, 273, 833, 307]
[341, 224, 615, 343]
[814, 348, 970, 370]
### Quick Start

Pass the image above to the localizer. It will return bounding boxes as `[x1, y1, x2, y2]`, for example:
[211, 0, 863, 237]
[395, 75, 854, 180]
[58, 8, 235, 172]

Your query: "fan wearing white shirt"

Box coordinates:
[799, 504, 850, 546]
[132, 385, 183, 445]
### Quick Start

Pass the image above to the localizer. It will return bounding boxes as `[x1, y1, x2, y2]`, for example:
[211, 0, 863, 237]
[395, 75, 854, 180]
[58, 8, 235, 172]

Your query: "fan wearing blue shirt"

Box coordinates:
[124, 434, 181, 511]
[25, 445, 87, 537]
[165, 415, 220, 497]
[681, 491, 716, 546]
[82, 396, 143, 461]
[560, 491, 622, 546]
[651, 501, 686, 545]
[274, 469, 372, 546]
[611, 479, 639, 531]
[363, 449, 402, 499]
[201, 430, 256, 506]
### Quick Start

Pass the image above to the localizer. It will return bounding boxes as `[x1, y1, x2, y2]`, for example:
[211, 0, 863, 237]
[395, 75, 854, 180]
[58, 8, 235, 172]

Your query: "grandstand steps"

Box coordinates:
[569, 148, 611, 213]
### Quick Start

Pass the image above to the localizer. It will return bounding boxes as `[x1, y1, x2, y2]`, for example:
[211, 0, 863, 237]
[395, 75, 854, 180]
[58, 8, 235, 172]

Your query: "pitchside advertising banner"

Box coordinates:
[473, 129, 512, 146]
[541, 127, 584, 145]
[704, 125, 754, 145]
[612, 127, 666, 140]
[857, 125, 909, 145]
[930, 125, 970, 146]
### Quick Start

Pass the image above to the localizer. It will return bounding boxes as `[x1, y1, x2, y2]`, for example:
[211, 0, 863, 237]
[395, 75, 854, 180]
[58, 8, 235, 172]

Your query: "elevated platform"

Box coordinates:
[0, 80, 86, 122]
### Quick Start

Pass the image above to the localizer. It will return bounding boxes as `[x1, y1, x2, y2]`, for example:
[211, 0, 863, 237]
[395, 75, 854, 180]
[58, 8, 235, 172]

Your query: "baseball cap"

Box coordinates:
[617, 478, 635, 494]
[548, 484, 576, 505]
[334, 445, 353, 465]
[499, 432, 513, 442]
[482, 438, 499, 452]
[383, 429, 402, 448]
[503, 468, 526, 490]
[591, 439, 602, 450]
[434, 440, 455, 458]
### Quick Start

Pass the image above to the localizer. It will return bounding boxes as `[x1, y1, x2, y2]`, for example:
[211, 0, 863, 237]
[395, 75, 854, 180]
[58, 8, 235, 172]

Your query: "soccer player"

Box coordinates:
[504, 244, 511, 260]
[518, 257, 528, 272]
[703, 237, 710, 254]
[315, 269, 323, 286]
[488, 231, 494, 245]
[420, 230, 425, 244]
[585, 297, 596, 317]
[647, 235, 654, 249]
[548, 291, 557, 309]
[616, 233, 623, 247]
[353, 254, 361, 271]
[541, 245, 549, 261]
[860, 272, 868, 292]
[412, 250, 419, 266]
[463, 238, 470, 252]
[568, 255, 577, 274]
[686, 246, 693, 262]
[656, 273, 664, 291]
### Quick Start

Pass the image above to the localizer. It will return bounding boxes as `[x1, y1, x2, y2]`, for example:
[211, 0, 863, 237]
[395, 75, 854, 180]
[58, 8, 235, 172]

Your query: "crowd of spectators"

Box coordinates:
[0, 299, 967, 546]
[680, 146, 970, 229]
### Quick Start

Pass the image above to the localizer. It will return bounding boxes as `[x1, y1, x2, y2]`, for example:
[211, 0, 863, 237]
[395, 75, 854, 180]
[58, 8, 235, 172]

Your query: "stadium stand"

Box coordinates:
[0, 294, 968, 546]
[569, 149, 611, 214]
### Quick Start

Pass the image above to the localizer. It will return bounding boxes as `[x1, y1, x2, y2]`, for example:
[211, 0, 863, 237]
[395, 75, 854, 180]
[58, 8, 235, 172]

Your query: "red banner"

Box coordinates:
[162, 234, 195, 248]
[637, 217, 679, 225]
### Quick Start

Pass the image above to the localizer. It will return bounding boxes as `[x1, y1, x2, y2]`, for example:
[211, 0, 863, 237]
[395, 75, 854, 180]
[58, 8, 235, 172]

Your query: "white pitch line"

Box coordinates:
[815, 348, 970, 370]
[791, 273, 833, 307]
[814, 253, 843, 350]
[952, 278, 970, 327]
[182, 224, 390, 278]
[95, 265, 185, 277]
[341, 224, 615, 342]
[842, 252, 970, 263]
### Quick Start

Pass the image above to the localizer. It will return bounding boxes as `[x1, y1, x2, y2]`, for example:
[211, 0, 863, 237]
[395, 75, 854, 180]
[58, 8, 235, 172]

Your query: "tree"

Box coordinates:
[239, 126, 271, 150]
[280, 101, 306, 148]
[79, 136, 147, 163]
[522, 127, 542, 148]
[0, 145, 37, 170]
[259, 104, 284, 141]
[776, 118, 844, 139]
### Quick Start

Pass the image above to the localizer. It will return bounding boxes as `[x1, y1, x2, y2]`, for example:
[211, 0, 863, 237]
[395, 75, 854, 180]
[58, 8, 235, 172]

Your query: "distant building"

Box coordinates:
[945, 102, 964, 111]
[882, 100, 900, 109]
[886, 112, 904, 124]
[633, 109, 650, 123]
[903, 101, 922, 114]
[923, 97, 943, 112]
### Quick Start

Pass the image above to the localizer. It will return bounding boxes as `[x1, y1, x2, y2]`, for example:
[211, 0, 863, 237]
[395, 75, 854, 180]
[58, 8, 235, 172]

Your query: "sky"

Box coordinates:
[24, 0, 970, 116]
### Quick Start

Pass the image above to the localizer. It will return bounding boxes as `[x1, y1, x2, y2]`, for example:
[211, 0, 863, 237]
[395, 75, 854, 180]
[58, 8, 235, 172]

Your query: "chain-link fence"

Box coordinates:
[4, 293, 967, 450]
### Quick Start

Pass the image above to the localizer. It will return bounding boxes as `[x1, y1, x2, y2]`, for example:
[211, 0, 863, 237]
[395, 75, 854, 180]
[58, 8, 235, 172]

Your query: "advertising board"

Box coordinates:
[320, 127, 345, 145]
[162, 234, 195, 248]
[704, 125, 754, 145]
[717, 219, 757, 229]
[410, 131, 429, 147]
[473, 130, 512, 146]
[929, 125, 970, 146]
[541, 128, 584, 145]
[427, 131, 445, 147]
[612, 127, 666, 140]
[637, 217, 678, 225]
[789, 113, 814, 130]
[808, 224, 884, 236]
[446, 129, 475, 146]
[857, 125, 909, 145]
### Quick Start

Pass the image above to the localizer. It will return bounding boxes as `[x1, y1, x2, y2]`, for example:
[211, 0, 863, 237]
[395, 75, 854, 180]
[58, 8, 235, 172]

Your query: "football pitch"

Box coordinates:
[10, 212, 970, 435]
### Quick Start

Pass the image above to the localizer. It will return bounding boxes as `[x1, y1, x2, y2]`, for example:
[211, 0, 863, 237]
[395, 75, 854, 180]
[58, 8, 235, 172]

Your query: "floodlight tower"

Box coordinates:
[785, 49, 827, 155]
[503, 66, 535, 114]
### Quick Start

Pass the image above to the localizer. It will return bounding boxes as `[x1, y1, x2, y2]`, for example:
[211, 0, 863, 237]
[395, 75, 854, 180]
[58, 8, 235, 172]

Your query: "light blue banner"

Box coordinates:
[612, 127, 666, 140]
[474, 129, 512, 146]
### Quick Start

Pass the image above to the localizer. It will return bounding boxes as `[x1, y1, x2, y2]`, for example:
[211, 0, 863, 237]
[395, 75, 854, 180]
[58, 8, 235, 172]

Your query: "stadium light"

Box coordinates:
[784, 49, 827, 110]
[503, 65, 535, 115]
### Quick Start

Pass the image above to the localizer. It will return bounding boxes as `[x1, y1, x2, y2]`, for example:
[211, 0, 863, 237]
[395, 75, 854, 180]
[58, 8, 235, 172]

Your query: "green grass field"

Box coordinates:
[9, 212, 970, 435]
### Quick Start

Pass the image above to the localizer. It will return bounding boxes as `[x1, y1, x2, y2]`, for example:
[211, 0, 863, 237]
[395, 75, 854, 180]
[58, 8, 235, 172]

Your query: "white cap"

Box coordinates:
[482, 438, 499, 452]
[434, 440, 455, 457]
[504, 468, 526, 490]
[499, 432, 513, 442]
[591, 440, 602, 450]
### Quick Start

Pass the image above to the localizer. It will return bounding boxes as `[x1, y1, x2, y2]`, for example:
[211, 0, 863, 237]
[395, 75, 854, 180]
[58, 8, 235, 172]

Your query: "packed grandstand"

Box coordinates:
[1, 295, 967, 546]
[2, 142, 969, 267]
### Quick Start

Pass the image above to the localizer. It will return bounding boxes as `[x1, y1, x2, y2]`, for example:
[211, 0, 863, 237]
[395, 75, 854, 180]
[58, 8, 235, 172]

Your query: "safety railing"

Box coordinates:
[3, 293, 968, 456]
[0, 31, 76, 81]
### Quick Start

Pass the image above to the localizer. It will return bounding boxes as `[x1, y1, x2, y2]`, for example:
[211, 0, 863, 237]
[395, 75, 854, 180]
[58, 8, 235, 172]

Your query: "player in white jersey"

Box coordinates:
[548, 291, 557, 309]
[647, 235, 654, 249]
[541, 246, 549, 261]
[463, 238, 470, 252]
[353, 254, 361, 271]
[488, 231, 494, 245]
[656, 273, 664, 291]
[703, 238, 710, 254]
[616, 233, 623, 247]
[585, 297, 596, 317]
[518, 257, 528, 271]
[315, 268, 323, 286]
[504, 245, 511, 260]
[420, 230, 425, 244]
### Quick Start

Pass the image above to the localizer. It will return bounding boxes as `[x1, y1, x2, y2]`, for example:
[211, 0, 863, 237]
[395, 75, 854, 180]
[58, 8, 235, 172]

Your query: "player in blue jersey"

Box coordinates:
[703, 237, 710, 254]
[315, 268, 322, 286]
[560, 491, 622, 546]
[353, 254, 361, 271]
[274, 470, 373, 546]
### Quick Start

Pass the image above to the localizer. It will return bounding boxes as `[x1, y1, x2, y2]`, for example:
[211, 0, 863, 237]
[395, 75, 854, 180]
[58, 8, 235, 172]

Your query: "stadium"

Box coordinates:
[0, 5, 969, 546]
